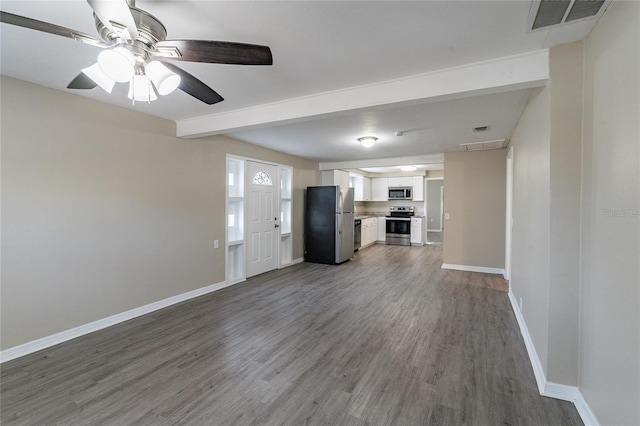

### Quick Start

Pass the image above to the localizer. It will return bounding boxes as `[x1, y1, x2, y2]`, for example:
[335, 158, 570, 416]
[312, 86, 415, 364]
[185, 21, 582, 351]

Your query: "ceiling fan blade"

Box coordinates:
[161, 63, 224, 105]
[67, 72, 98, 90]
[156, 40, 273, 65]
[0, 11, 108, 47]
[86, 0, 137, 40]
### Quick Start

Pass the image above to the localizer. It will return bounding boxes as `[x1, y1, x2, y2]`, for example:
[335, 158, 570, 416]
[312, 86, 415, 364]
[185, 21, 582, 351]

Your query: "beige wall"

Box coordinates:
[580, 1, 639, 424]
[442, 150, 506, 269]
[509, 85, 551, 373]
[0, 76, 319, 350]
[547, 42, 583, 386]
[202, 136, 319, 263]
[509, 41, 584, 385]
[509, 3, 639, 422]
[426, 170, 444, 178]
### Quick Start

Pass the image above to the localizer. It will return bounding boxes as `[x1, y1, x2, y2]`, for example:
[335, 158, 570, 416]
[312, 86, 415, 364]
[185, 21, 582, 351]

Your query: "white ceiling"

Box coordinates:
[0, 1, 605, 167]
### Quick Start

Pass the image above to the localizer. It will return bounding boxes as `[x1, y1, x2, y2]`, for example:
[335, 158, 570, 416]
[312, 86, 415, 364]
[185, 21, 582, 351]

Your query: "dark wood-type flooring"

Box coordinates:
[1, 244, 582, 425]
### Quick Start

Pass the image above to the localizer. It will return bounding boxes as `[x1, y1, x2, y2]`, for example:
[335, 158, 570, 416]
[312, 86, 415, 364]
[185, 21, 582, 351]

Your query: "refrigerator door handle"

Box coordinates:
[338, 191, 343, 235]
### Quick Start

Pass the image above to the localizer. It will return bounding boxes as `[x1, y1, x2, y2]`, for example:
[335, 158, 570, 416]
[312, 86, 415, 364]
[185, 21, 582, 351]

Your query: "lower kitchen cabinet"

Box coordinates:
[361, 217, 378, 248]
[411, 217, 425, 246]
[377, 217, 386, 242]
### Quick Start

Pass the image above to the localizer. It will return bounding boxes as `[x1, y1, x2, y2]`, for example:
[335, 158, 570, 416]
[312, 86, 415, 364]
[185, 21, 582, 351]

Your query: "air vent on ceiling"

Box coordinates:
[461, 139, 508, 152]
[529, 0, 609, 30]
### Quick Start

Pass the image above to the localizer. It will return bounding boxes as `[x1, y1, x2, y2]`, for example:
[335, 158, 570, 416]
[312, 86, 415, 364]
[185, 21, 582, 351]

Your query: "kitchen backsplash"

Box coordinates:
[355, 201, 423, 216]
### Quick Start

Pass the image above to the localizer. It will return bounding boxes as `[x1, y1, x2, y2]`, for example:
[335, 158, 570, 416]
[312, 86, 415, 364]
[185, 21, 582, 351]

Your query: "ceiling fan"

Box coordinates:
[0, 0, 273, 105]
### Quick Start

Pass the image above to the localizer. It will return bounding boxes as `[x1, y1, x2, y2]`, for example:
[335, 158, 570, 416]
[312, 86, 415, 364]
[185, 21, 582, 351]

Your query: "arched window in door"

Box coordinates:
[252, 171, 273, 186]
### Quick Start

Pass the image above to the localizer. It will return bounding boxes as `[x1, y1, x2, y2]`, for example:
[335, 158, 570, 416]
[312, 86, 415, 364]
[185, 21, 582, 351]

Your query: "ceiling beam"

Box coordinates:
[176, 49, 549, 139]
[319, 154, 445, 171]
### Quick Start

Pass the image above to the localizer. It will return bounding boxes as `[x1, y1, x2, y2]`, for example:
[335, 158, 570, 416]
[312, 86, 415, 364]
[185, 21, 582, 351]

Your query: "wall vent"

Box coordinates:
[528, 0, 609, 30]
[461, 139, 507, 152]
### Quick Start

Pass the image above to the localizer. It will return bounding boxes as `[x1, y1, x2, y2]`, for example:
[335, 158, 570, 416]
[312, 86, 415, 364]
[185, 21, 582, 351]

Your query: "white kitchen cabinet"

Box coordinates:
[322, 170, 350, 190]
[378, 217, 386, 242]
[411, 217, 425, 246]
[372, 177, 388, 201]
[363, 176, 372, 201]
[388, 176, 413, 187]
[351, 174, 363, 201]
[361, 218, 370, 247]
[350, 173, 371, 202]
[361, 217, 378, 248]
[412, 176, 424, 201]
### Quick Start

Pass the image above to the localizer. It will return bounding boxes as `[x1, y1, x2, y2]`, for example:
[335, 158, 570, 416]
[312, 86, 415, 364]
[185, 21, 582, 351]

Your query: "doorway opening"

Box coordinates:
[426, 177, 444, 245]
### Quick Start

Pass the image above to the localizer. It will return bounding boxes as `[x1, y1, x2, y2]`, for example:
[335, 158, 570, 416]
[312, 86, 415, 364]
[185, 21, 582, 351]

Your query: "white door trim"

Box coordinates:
[505, 146, 514, 281]
[425, 177, 444, 243]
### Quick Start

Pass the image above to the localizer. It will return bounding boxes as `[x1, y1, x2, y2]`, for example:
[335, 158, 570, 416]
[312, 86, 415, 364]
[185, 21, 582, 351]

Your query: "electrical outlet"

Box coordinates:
[214, 240, 219, 249]
[444, 213, 450, 220]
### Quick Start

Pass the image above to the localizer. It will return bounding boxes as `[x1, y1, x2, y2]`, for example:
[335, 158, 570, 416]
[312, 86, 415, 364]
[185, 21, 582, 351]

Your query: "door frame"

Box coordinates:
[505, 146, 514, 281]
[425, 177, 444, 244]
[245, 160, 280, 278]
[225, 154, 292, 283]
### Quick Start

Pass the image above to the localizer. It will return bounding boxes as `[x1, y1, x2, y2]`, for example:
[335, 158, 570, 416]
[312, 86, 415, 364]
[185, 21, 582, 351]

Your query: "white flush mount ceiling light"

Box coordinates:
[399, 165, 417, 172]
[358, 136, 378, 148]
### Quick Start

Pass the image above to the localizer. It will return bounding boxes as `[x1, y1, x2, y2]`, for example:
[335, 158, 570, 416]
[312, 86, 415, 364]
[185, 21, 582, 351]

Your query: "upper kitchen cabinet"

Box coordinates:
[322, 170, 350, 190]
[412, 176, 424, 201]
[350, 173, 372, 202]
[388, 177, 414, 187]
[363, 177, 371, 201]
[372, 177, 388, 201]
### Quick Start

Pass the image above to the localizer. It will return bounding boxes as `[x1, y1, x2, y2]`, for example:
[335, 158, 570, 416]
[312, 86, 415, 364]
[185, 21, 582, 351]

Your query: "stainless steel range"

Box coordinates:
[386, 206, 414, 246]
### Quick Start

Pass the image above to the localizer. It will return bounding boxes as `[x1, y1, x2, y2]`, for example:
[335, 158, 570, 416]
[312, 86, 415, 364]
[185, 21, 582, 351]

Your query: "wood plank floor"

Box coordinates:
[1, 244, 582, 425]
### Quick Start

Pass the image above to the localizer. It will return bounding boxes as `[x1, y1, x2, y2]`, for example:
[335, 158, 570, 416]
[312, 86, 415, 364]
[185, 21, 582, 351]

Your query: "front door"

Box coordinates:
[246, 161, 279, 277]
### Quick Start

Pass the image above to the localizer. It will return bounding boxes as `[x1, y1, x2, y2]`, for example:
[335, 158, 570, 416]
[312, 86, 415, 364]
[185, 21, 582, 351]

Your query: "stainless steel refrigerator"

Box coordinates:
[305, 185, 355, 264]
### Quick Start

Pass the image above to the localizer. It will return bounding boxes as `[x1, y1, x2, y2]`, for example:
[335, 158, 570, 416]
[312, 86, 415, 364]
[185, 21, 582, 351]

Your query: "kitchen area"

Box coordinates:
[311, 168, 443, 263]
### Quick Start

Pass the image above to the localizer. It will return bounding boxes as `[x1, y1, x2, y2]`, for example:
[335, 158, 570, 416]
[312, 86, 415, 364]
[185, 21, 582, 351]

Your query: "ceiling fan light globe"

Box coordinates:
[81, 63, 116, 93]
[146, 61, 181, 96]
[128, 75, 158, 103]
[98, 47, 136, 83]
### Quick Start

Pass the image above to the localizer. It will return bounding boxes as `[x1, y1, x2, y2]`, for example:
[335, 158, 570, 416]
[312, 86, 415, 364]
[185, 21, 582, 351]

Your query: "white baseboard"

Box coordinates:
[543, 381, 578, 402]
[507, 289, 547, 394]
[575, 390, 600, 426]
[0, 280, 231, 364]
[281, 257, 304, 267]
[427, 229, 442, 232]
[507, 289, 600, 426]
[441, 263, 505, 275]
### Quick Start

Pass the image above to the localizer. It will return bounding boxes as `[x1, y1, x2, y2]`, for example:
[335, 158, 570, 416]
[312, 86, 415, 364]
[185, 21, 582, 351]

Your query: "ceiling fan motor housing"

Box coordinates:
[95, 7, 167, 50]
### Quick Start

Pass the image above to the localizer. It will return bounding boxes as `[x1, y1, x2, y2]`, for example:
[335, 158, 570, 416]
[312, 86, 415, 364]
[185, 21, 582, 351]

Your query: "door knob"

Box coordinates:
[275, 224, 280, 228]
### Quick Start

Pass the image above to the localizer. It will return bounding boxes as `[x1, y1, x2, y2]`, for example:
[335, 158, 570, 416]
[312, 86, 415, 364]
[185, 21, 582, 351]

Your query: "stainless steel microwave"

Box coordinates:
[388, 187, 412, 200]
